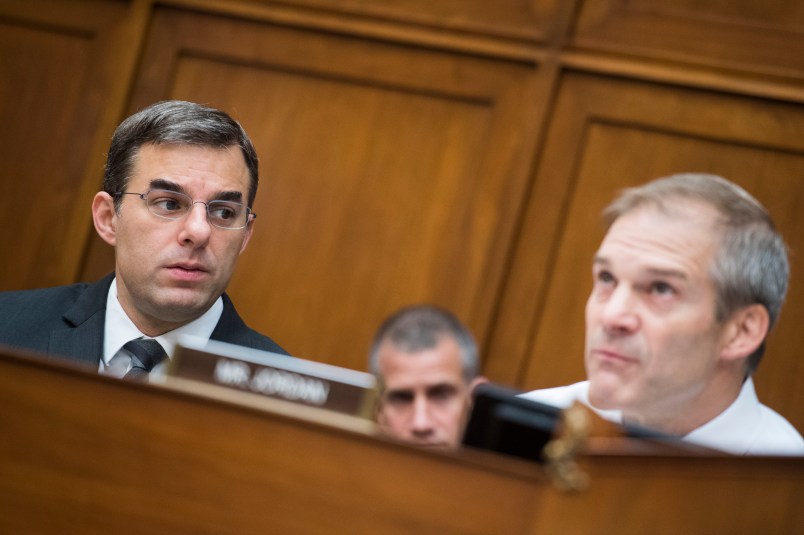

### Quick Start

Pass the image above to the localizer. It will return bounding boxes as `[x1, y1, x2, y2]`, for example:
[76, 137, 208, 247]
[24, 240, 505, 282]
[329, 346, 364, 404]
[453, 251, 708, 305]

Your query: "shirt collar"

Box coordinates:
[682, 377, 761, 453]
[103, 277, 223, 365]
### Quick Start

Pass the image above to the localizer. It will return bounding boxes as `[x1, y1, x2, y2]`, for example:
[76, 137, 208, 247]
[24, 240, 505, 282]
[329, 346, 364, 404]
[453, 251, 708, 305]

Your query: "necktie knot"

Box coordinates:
[122, 338, 168, 379]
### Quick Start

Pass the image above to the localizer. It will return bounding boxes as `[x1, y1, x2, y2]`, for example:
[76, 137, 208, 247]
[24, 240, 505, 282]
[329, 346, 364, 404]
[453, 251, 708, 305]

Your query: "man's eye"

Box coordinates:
[596, 270, 615, 284]
[210, 204, 238, 220]
[650, 281, 675, 296]
[427, 385, 457, 402]
[385, 391, 413, 405]
[153, 198, 184, 212]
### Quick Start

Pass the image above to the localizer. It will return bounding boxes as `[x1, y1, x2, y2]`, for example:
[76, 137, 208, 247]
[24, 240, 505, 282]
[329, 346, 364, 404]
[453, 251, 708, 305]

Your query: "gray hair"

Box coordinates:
[104, 100, 259, 210]
[603, 173, 789, 372]
[368, 305, 480, 382]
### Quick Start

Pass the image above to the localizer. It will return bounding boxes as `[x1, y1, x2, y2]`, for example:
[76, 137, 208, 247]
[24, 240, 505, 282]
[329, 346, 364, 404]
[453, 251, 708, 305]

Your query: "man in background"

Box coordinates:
[0, 100, 286, 379]
[522, 173, 803, 455]
[369, 305, 486, 448]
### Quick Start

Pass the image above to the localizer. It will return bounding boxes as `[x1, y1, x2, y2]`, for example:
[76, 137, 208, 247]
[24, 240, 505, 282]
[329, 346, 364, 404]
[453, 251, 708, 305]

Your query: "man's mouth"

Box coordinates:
[592, 348, 638, 365]
[165, 263, 209, 282]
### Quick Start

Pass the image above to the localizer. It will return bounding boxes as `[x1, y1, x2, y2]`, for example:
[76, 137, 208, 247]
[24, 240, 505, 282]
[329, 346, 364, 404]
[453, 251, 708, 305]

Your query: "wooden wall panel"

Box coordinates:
[82, 5, 546, 370]
[270, 0, 562, 42]
[489, 72, 804, 431]
[0, 0, 132, 290]
[573, 0, 804, 77]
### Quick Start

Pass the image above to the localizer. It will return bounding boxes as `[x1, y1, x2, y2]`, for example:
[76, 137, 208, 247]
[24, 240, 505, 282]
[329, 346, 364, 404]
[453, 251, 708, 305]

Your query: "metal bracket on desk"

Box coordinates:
[543, 403, 590, 492]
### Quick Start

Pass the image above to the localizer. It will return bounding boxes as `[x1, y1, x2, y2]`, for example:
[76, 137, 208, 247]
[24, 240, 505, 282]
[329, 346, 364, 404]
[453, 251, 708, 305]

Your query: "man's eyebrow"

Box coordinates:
[384, 388, 414, 400]
[426, 383, 458, 393]
[149, 178, 185, 193]
[148, 178, 243, 202]
[645, 268, 688, 280]
[385, 387, 414, 395]
[594, 255, 688, 280]
[214, 190, 243, 203]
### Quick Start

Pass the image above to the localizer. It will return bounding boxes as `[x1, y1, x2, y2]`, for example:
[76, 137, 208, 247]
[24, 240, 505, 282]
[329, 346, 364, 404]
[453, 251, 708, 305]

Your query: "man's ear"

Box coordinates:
[92, 192, 118, 246]
[719, 304, 769, 362]
[467, 376, 489, 398]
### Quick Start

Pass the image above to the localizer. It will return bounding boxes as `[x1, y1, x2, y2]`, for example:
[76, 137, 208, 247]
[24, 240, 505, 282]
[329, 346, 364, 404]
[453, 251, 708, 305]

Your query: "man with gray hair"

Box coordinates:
[522, 173, 803, 455]
[370, 305, 486, 448]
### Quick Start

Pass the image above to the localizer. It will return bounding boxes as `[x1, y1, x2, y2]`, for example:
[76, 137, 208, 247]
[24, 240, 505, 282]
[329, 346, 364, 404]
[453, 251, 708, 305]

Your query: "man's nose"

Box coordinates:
[410, 396, 434, 436]
[600, 285, 640, 334]
[178, 203, 213, 245]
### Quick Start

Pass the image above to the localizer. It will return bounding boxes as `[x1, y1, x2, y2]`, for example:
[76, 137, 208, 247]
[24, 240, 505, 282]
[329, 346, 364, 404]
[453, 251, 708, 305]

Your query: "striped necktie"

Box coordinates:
[122, 338, 168, 380]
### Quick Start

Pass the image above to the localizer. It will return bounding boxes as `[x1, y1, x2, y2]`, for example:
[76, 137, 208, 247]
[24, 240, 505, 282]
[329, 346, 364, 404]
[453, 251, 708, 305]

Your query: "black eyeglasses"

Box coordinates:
[115, 189, 255, 230]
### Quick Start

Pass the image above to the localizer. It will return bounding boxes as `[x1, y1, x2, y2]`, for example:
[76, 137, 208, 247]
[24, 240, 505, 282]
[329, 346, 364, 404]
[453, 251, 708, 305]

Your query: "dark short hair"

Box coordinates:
[603, 173, 789, 373]
[104, 100, 259, 210]
[368, 305, 479, 382]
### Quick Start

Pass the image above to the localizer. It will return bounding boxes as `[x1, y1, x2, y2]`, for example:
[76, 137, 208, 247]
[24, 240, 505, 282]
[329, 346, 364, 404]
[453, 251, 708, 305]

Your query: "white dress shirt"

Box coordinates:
[520, 379, 804, 456]
[99, 277, 223, 380]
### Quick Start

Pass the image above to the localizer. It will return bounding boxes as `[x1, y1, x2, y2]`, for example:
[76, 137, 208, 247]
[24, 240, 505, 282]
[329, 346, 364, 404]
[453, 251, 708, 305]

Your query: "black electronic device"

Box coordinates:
[461, 383, 562, 463]
[462, 383, 684, 463]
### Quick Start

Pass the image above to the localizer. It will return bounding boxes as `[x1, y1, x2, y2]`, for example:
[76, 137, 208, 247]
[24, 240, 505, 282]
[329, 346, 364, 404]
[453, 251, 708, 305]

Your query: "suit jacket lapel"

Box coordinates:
[46, 281, 286, 362]
[211, 293, 287, 355]
[210, 293, 251, 346]
[48, 274, 114, 366]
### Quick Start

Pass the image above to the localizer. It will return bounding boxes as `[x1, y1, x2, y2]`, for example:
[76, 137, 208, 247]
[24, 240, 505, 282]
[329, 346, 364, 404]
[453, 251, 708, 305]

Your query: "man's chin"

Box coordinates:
[588, 374, 630, 411]
[148, 292, 216, 323]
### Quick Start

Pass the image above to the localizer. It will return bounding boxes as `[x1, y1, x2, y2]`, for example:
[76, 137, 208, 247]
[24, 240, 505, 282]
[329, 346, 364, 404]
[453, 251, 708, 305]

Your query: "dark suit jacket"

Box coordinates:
[0, 273, 287, 367]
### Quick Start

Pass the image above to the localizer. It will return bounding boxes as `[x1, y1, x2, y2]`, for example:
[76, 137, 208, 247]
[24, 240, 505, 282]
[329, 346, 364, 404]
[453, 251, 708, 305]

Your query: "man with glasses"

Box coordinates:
[0, 100, 286, 379]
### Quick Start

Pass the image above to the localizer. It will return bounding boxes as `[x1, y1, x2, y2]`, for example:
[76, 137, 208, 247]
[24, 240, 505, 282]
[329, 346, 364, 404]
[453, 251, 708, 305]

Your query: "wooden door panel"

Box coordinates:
[272, 0, 562, 42]
[573, 0, 804, 76]
[84, 6, 544, 370]
[0, 0, 129, 290]
[491, 72, 804, 431]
